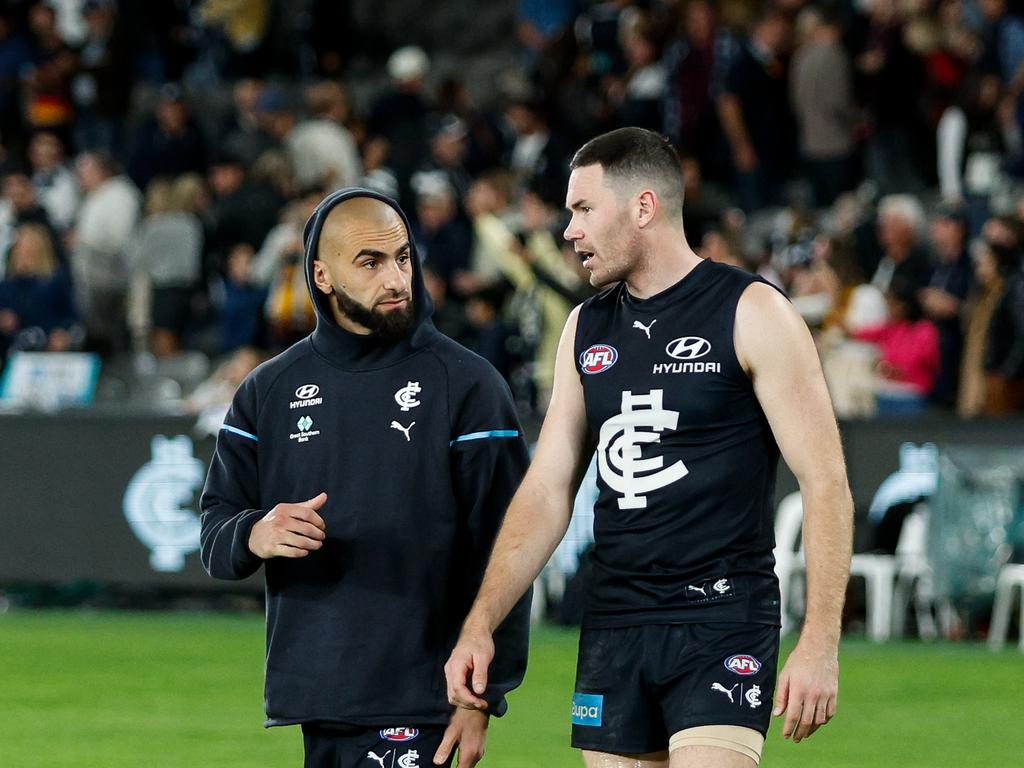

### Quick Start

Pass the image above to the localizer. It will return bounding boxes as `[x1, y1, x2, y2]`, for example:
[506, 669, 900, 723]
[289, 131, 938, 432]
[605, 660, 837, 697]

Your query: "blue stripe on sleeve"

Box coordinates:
[221, 424, 259, 442]
[449, 429, 520, 447]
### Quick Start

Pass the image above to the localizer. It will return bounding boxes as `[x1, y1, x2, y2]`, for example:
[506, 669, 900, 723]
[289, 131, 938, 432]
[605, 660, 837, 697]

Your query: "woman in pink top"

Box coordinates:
[853, 278, 941, 415]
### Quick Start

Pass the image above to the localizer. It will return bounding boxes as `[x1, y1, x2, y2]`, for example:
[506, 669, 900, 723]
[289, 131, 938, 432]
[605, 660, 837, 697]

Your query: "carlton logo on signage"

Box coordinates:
[580, 344, 618, 374]
[666, 336, 711, 360]
[295, 384, 319, 399]
[122, 435, 204, 572]
[724, 654, 762, 676]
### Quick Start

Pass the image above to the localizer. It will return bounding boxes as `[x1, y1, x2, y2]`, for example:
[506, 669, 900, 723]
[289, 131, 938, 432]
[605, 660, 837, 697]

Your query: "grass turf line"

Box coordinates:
[1, 611, 1021, 767]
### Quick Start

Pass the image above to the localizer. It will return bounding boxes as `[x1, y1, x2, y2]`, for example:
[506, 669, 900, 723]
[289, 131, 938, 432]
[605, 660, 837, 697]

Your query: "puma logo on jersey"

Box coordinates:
[711, 682, 739, 703]
[687, 584, 707, 596]
[390, 421, 415, 441]
[632, 319, 656, 339]
[367, 751, 391, 768]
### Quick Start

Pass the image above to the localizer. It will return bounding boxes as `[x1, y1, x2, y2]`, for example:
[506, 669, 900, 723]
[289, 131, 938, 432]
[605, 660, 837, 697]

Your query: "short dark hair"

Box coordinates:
[569, 127, 684, 214]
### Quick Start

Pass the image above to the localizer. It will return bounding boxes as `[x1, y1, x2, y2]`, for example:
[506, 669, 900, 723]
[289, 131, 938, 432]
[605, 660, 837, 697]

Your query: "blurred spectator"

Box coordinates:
[984, 244, 1024, 411]
[959, 240, 1020, 415]
[28, 130, 78, 232]
[870, 195, 933, 293]
[852, 278, 941, 416]
[220, 242, 267, 353]
[205, 149, 284, 275]
[422, 114, 473, 202]
[71, 0, 133, 155]
[360, 136, 399, 199]
[195, 0, 272, 80]
[71, 150, 140, 353]
[921, 206, 972, 406]
[663, 0, 718, 164]
[368, 46, 433, 206]
[516, 0, 577, 65]
[465, 283, 514, 380]
[609, 11, 667, 132]
[185, 345, 265, 433]
[218, 77, 276, 165]
[1, 163, 66, 267]
[286, 81, 361, 191]
[855, 0, 929, 195]
[0, 222, 78, 359]
[790, 3, 858, 207]
[411, 170, 472, 283]
[503, 95, 570, 195]
[936, 73, 1011, 234]
[0, 11, 33, 153]
[422, 265, 472, 345]
[716, 7, 796, 212]
[127, 174, 206, 358]
[127, 83, 208, 190]
[22, 2, 77, 145]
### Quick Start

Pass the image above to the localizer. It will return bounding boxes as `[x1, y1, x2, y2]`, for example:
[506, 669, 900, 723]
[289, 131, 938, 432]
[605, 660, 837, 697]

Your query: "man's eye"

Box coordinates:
[363, 260, 377, 270]
[398, 254, 411, 265]
[582, 207, 592, 214]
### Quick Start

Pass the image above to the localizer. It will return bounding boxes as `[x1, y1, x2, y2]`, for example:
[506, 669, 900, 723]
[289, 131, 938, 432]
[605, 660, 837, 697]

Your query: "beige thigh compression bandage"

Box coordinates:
[668, 725, 764, 765]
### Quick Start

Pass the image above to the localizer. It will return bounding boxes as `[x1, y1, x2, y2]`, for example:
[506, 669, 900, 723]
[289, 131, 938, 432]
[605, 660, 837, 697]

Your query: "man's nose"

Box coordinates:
[381, 260, 409, 291]
[563, 218, 582, 242]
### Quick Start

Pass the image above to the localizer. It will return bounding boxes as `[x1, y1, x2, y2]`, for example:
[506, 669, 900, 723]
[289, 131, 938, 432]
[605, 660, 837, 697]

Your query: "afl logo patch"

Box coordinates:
[666, 337, 711, 360]
[379, 727, 419, 742]
[724, 654, 762, 676]
[295, 383, 319, 399]
[580, 344, 618, 374]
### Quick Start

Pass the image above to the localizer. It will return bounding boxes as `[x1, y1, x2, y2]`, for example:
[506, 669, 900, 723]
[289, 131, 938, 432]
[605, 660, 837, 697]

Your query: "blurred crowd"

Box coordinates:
[0, 0, 1023, 419]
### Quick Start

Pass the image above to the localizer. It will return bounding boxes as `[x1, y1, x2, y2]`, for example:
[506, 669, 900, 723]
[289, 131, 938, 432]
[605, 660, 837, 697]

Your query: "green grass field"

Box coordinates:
[1, 610, 1021, 767]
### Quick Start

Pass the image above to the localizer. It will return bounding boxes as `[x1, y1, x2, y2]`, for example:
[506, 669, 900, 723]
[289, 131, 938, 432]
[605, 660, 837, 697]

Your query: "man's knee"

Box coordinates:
[668, 726, 763, 767]
[582, 748, 669, 768]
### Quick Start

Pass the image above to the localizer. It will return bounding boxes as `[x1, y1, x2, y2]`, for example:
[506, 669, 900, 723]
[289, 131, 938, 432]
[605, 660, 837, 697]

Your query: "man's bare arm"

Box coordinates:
[735, 282, 854, 742]
[445, 307, 592, 708]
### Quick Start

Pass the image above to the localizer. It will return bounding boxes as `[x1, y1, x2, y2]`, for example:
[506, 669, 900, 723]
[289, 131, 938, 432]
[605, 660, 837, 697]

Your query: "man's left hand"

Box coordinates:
[433, 708, 489, 767]
[773, 638, 839, 743]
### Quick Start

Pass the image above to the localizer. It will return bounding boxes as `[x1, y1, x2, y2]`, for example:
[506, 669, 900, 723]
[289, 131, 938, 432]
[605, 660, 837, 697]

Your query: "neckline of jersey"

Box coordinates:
[621, 257, 711, 313]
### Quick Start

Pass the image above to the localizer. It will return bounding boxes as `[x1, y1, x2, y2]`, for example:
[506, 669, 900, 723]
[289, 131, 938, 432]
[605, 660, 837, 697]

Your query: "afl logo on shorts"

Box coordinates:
[724, 654, 762, 676]
[379, 727, 419, 742]
[580, 344, 618, 374]
[666, 336, 711, 360]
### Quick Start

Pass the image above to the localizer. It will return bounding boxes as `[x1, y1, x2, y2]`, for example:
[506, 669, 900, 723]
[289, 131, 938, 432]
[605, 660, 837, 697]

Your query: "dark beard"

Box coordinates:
[331, 284, 415, 342]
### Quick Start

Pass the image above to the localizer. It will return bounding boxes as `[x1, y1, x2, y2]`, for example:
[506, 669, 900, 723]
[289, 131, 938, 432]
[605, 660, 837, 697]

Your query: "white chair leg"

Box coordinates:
[989, 580, 1013, 651]
[914, 578, 938, 641]
[865, 571, 893, 642]
[892, 576, 910, 638]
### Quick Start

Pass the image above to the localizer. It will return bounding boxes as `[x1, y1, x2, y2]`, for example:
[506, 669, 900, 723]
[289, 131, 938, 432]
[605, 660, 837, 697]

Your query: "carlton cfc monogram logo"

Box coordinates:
[580, 344, 618, 374]
[394, 381, 422, 411]
[598, 389, 688, 509]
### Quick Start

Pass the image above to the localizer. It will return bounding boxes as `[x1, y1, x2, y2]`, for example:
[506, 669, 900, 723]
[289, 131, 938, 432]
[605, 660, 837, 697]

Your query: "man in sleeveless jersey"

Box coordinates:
[443, 128, 853, 767]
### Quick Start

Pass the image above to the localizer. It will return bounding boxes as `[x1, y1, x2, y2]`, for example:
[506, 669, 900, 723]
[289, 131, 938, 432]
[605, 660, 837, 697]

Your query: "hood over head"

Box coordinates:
[302, 187, 435, 369]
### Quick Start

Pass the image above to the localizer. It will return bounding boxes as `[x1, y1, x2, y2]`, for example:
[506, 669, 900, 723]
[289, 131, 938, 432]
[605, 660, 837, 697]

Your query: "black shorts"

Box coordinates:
[302, 723, 452, 768]
[571, 622, 780, 755]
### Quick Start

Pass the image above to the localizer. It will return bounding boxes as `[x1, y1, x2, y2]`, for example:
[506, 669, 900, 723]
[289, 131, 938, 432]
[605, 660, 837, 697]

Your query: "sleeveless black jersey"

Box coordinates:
[574, 258, 781, 628]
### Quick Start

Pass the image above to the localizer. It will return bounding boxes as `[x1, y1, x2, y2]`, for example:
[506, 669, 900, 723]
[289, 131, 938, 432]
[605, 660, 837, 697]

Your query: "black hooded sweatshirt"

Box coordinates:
[200, 188, 531, 727]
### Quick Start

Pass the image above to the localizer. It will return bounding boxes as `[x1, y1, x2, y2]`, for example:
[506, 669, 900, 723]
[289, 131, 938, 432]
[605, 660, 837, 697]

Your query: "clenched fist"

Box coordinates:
[248, 492, 328, 559]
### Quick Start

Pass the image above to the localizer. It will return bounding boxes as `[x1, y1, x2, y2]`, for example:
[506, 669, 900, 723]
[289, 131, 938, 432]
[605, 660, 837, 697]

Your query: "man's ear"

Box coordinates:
[312, 259, 334, 295]
[636, 190, 658, 228]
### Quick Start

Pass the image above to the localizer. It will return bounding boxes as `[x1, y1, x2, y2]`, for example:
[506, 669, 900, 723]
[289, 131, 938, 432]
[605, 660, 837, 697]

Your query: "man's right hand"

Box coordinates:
[444, 622, 495, 711]
[248, 492, 327, 559]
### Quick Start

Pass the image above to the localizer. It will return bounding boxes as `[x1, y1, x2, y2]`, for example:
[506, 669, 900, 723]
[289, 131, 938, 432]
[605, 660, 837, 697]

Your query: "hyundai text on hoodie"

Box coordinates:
[200, 188, 531, 727]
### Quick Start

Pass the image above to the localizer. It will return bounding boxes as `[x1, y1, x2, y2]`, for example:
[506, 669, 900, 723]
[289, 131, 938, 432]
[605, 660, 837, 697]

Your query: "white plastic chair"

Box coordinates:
[773, 492, 806, 634]
[890, 506, 938, 640]
[989, 564, 1024, 652]
[776, 491, 899, 641]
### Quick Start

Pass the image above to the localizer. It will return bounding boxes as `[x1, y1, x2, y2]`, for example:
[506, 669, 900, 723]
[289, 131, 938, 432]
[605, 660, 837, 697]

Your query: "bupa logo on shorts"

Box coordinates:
[571, 693, 604, 726]
[724, 654, 762, 676]
[580, 344, 618, 374]
[290, 383, 323, 409]
[666, 336, 711, 360]
[379, 727, 419, 742]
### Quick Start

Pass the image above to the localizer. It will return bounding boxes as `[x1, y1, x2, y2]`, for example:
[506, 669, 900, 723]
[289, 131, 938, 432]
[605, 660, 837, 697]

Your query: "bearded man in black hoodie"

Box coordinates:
[200, 188, 531, 768]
